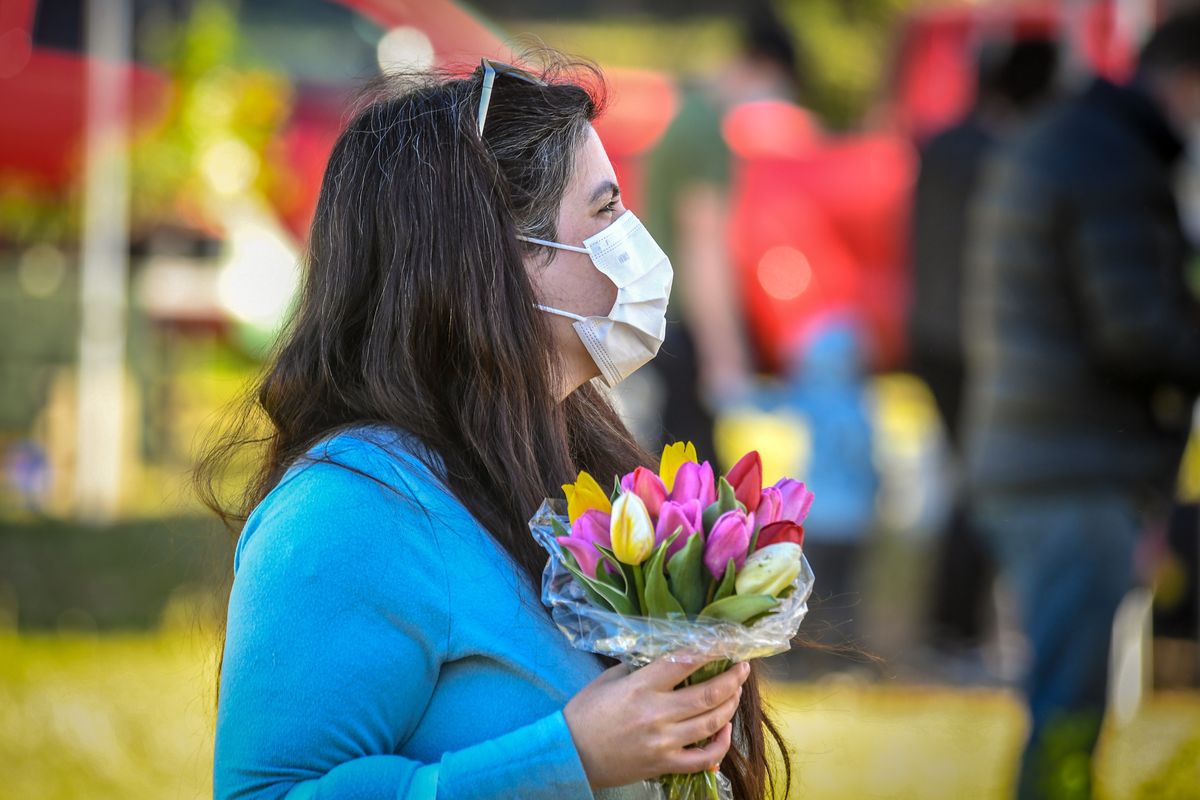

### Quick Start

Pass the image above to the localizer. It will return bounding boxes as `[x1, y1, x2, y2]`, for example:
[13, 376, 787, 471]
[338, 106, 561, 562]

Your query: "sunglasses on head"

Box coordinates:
[476, 57, 547, 136]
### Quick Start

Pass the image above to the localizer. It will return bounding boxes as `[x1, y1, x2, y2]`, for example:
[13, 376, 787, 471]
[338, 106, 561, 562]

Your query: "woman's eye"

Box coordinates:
[600, 200, 617, 215]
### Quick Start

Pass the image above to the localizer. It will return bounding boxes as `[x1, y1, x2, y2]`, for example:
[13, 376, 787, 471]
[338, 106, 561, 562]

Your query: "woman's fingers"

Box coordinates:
[632, 654, 710, 690]
[669, 688, 741, 748]
[566, 656, 749, 788]
[666, 722, 734, 775]
[666, 661, 749, 721]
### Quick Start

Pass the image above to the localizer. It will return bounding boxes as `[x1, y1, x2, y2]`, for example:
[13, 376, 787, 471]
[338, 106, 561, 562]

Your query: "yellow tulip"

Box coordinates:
[658, 441, 698, 493]
[610, 492, 655, 565]
[562, 470, 612, 524]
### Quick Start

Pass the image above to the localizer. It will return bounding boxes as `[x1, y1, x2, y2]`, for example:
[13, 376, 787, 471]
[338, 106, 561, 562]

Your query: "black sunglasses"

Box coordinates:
[476, 58, 547, 136]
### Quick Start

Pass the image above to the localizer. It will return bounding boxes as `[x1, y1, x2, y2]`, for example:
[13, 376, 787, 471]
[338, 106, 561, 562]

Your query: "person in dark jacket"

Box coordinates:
[963, 11, 1200, 799]
[909, 35, 1060, 660]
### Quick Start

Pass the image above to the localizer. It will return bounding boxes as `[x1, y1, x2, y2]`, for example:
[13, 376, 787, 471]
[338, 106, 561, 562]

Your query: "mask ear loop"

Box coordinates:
[516, 234, 589, 254]
[535, 304, 587, 322]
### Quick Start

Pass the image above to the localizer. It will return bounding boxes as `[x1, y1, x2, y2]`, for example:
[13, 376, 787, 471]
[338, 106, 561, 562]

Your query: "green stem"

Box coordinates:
[632, 562, 647, 616]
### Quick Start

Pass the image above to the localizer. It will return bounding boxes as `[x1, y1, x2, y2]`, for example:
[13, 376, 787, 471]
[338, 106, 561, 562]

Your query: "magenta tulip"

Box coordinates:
[655, 499, 703, 559]
[758, 486, 783, 526]
[670, 460, 717, 508]
[772, 478, 815, 524]
[621, 466, 669, 518]
[703, 509, 753, 579]
[726, 451, 763, 512]
[556, 509, 611, 577]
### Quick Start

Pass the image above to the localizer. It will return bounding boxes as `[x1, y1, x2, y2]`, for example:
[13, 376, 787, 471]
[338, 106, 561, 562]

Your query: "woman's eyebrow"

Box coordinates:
[589, 181, 620, 204]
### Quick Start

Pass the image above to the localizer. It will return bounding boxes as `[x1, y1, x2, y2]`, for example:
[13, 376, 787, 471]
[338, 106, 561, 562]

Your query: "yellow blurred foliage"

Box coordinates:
[2, 628, 1197, 800]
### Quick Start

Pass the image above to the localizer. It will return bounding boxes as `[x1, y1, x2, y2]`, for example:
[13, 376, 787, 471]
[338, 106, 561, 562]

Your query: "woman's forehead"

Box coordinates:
[571, 127, 618, 198]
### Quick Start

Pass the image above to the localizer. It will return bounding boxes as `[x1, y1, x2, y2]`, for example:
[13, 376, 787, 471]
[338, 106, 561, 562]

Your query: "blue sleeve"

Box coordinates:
[212, 455, 595, 800]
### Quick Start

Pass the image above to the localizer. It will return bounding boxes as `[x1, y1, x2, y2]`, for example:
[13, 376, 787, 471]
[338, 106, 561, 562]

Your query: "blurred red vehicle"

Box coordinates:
[0, 0, 675, 244]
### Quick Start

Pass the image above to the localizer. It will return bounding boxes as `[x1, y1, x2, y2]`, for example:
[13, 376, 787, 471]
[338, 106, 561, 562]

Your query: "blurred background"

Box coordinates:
[1, 0, 1198, 797]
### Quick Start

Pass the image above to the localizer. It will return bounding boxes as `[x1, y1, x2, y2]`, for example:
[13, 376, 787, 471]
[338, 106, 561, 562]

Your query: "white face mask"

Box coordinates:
[519, 210, 673, 388]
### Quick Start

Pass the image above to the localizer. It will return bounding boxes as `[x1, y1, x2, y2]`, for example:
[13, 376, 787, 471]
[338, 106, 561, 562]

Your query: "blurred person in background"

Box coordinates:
[963, 10, 1200, 799]
[778, 313, 879, 679]
[909, 35, 1061, 668]
[641, 0, 804, 467]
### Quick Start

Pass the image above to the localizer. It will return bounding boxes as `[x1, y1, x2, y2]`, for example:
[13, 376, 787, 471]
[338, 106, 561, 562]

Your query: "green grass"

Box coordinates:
[1, 628, 1197, 800]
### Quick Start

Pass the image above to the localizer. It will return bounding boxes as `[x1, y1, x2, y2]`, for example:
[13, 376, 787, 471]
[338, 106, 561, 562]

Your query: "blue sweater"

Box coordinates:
[213, 426, 642, 799]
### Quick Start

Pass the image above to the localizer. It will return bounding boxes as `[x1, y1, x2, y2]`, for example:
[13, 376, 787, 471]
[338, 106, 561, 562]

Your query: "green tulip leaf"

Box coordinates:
[550, 517, 572, 540]
[560, 551, 637, 616]
[717, 476, 739, 513]
[710, 559, 737, 605]
[697, 593, 779, 625]
[702, 500, 723, 534]
[643, 532, 685, 619]
[594, 543, 639, 612]
[702, 478, 747, 532]
[594, 544, 629, 585]
[592, 555, 625, 592]
[666, 531, 707, 617]
[560, 550, 613, 609]
[612, 476, 623, 503]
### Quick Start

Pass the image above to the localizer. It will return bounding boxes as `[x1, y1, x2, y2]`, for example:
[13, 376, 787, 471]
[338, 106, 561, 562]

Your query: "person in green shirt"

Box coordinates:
[641, 2, 805, 468]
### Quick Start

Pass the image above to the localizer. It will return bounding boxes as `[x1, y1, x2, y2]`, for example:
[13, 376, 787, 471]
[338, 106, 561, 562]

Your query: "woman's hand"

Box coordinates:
[562, 657, 751, 789]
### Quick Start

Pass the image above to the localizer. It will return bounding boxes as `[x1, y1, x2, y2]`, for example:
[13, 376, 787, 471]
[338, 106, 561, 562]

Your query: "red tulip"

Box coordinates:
[755, 521, 805, 550]
[726, 451, 763, 512]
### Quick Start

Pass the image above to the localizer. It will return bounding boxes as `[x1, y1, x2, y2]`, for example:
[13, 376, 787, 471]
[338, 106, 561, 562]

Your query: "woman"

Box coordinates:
[201, 53, 790, 799]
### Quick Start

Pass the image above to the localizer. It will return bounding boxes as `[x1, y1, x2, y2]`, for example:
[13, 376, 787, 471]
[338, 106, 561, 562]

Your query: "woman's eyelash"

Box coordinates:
[601, 200, 618, 213]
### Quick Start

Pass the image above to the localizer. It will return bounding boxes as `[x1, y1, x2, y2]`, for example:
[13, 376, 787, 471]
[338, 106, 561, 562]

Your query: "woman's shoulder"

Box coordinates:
[233, 424, 462, 576]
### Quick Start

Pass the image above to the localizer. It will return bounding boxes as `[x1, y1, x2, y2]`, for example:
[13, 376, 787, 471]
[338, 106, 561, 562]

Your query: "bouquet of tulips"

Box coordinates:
[529, 442, 815, 800]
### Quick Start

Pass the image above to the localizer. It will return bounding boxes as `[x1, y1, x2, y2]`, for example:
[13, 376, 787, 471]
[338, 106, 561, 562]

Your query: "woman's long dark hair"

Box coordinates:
[196, 51, 790, 800]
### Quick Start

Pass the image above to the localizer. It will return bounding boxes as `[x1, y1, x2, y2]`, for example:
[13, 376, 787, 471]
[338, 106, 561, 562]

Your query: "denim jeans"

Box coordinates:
[974, 489, 1143, 800]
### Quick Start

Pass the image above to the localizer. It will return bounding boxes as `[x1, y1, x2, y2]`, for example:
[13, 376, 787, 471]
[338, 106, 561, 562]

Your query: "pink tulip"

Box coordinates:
[620, 466, 669, 518]
[756, 521, 805, 550]
[671, 460, 716, 508]
[758, 486, 783, 526]
[703, 509, 753, 579]
[556, 509, 611, 577]
[655, 499, 703, 559]
[772, 478, 814, 524]
[726, 451, 763, 512]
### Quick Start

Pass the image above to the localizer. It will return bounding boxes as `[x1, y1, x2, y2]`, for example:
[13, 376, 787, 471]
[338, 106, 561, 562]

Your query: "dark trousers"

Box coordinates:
[647, 320, 719, 468]
[914, 355, 994, 647]
[974, 489, 1141, 800]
